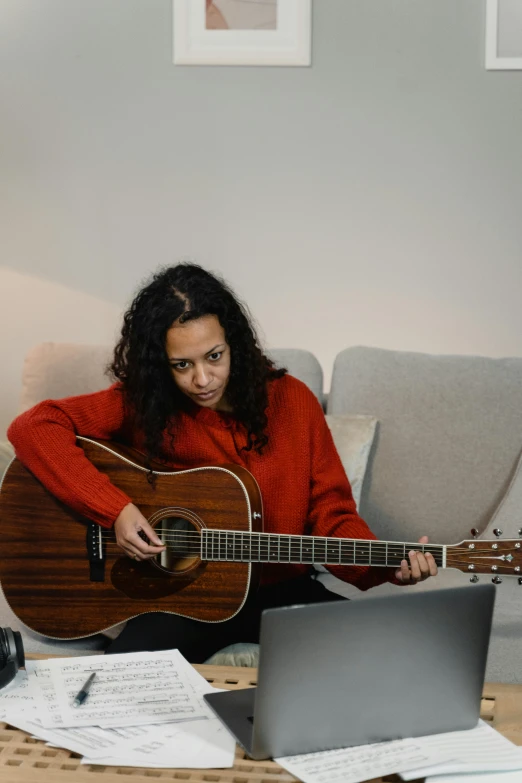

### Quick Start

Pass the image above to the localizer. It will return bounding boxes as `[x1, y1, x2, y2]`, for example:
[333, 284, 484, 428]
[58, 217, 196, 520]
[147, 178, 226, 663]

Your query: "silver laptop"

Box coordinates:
[204, 584, 495, 760]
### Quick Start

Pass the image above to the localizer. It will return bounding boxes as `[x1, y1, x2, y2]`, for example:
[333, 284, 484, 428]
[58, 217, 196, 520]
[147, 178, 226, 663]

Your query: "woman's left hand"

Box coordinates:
[395, 536, 439, 585]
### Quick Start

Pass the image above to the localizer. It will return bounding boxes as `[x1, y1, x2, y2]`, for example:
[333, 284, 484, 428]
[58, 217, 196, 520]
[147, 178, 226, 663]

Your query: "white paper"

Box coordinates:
[80, 655, 236, 768]
[5, 712, 150, 758]
[81, 718, 236, 769]
[400, 721, 522, 779]
[0, 670, 33, 717]
[35, 650, 214, 728]
[427, 773, 522, 783]
[276, 736, 455, 783]
[0, 663, 149, 757]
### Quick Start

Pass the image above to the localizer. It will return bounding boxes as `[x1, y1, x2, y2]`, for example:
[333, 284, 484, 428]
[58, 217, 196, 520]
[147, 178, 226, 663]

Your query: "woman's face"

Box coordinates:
[165, 314, 231, 411]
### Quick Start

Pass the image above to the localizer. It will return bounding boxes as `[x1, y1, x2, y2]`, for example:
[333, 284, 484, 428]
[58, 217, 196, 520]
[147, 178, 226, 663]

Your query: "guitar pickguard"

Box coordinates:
[111, 557, 207, 600]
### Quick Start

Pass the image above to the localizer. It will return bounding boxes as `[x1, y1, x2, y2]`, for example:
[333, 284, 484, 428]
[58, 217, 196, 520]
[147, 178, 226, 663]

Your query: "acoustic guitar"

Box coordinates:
[0, 437, 520, 639]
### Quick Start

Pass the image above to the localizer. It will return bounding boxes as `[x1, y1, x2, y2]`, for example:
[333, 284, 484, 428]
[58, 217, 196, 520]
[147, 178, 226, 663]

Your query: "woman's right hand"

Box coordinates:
[113, 503, 166, 561]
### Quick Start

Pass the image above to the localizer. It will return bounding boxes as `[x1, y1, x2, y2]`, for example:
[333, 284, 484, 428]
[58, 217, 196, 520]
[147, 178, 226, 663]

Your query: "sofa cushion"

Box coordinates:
[325, 414, 377, 509]
[20, 343, 113, 412]
[328, 346, 522, 547]
[204, 642, 260, 667]
[268, 348, 324, 406]
[20, 344, 325, 409]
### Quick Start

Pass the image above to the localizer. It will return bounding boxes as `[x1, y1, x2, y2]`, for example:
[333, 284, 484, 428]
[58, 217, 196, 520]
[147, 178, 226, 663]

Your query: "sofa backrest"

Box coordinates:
[19, 343, 324, 411]
[328, 346, 522, 545]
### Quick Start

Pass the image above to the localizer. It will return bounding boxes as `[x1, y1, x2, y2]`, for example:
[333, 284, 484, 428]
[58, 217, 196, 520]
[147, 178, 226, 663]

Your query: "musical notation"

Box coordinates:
[36, 651, 216, 729]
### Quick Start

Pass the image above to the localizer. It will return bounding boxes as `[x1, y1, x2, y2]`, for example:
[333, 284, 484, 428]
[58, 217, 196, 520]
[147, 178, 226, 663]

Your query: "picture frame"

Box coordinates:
[173, 0, 312, 67]
[486, 0, 522, 70]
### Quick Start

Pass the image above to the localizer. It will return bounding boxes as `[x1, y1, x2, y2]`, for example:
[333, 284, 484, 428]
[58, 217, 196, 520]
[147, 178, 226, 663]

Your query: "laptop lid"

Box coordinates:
[248, 583, 495, 758]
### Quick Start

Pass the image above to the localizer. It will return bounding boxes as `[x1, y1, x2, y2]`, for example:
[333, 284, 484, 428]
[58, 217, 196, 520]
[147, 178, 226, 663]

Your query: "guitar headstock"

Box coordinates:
[448, 533, 522, 583]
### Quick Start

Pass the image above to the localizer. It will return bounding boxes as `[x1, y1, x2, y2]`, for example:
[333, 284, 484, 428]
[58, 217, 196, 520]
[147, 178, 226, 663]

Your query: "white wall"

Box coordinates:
[1, 0, 522, 439]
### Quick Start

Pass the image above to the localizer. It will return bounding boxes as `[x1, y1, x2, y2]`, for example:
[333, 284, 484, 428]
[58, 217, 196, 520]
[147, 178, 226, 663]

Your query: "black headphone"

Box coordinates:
[0, 627, 25, 689]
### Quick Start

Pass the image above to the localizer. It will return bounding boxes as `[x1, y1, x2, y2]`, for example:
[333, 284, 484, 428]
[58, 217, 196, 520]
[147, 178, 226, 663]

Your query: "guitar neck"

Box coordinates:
[201, 531, 446, 568]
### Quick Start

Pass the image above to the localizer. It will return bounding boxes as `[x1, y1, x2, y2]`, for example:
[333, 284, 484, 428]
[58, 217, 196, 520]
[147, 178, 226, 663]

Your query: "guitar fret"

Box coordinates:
[259, 533, 270, 562]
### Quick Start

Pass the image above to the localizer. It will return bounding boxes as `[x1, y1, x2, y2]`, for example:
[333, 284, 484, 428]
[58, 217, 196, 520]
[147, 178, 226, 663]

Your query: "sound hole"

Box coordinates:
[153, 516, 200, 573]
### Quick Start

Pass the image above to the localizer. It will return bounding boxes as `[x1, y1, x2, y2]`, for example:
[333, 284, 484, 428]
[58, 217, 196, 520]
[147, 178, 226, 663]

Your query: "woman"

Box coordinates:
[8, 264, 437, 660]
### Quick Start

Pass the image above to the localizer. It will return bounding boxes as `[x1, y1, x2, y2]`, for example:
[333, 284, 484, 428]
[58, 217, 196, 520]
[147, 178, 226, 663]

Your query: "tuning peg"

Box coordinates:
[470, 528, 479, 539]
[493, 528, 503, 537]
[519, 578, 522, 586]
[492, 576, 503, 584]
[518, 528, 522, 537]
[469, 574, 479, 583]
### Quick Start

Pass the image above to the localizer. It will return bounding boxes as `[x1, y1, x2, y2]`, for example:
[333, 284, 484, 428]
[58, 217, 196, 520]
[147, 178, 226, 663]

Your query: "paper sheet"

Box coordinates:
[81, 718, 236, 768]
[0, 670, 34, 718]
[276, 736, 455, 783]
[399, 721, 522, 779]
[426, 773, 522, 783]
[277, 720, 522, 783]
[2, 652, 236, 768]
[0, 663, 154, 758]
[33, 650, 214, 728]
[80, 655, 236, 767]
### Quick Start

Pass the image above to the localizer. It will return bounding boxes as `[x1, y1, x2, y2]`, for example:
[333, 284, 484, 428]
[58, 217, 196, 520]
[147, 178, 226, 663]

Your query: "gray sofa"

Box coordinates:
[1, 343, 521, 682]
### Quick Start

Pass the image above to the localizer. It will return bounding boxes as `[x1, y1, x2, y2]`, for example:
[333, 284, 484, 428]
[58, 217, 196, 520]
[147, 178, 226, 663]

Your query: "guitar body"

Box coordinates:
[0, 438, 263, 639]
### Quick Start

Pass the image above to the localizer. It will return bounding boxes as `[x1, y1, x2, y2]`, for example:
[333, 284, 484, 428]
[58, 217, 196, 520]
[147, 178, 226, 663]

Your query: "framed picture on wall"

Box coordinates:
[486, 0, 522, 69]
[173, 0, 312, 66]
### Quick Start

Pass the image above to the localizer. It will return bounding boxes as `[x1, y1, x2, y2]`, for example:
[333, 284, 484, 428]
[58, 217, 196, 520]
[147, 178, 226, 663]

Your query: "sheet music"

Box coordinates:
[0, 663, 152, 757]
[275, 736, 455, 783]
[35, 650, 214, 728]
[277, 721, 522, 783]
[0, 670, 34, 718]
[399, 721, 522, 779]
[81, 718, 236, 768]
[5, 712, 153, 758]
[79, 654, 236, 765]
[426, 773, 522, 783]
[1, 652, 235, 767]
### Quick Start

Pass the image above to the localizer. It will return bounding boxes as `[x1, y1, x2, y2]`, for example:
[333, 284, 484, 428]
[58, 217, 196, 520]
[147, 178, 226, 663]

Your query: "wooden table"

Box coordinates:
[1, 663, 521, 783]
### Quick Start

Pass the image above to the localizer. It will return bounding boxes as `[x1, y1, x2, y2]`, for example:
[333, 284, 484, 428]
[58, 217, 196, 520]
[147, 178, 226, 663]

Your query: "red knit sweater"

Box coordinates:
[8, 374, 393, 590]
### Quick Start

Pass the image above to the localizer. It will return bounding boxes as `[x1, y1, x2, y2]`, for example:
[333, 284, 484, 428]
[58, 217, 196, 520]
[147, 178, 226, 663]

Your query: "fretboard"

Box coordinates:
[201, 531, 445, 568]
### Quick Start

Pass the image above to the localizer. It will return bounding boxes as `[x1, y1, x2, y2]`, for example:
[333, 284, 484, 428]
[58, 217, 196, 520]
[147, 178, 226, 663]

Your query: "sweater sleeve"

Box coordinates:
[306, 397, 396, 590]
[7, 386, 133, 528]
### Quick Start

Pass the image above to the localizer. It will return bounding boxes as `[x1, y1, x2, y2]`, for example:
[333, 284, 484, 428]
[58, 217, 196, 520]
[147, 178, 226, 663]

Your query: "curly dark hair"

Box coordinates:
[109, 263, 286, 462]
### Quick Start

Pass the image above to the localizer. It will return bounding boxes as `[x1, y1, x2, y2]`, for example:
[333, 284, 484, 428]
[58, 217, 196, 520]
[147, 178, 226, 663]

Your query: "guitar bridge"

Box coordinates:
[86, 522, 105, 582]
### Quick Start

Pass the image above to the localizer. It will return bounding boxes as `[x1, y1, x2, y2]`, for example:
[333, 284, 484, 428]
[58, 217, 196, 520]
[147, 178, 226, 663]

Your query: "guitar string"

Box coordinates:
[96, 535, 514, 556]
[96, 530, 489, 548]
[92, 535, 518, 568]
[92, 545, 518, 570]
[96, 531, 512, 555]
